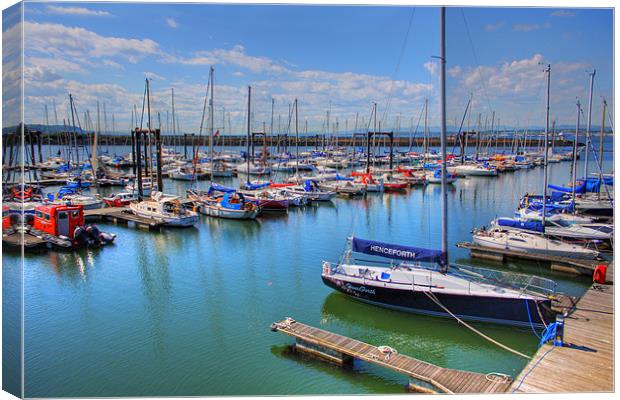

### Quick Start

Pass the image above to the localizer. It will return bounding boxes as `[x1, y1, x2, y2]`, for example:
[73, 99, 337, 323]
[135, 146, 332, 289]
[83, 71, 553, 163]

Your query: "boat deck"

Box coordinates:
[270, 319, 512, 394]
[457, 241, 611, 279]
[510, 283, 614, 393]
[84, 207, 164, 230]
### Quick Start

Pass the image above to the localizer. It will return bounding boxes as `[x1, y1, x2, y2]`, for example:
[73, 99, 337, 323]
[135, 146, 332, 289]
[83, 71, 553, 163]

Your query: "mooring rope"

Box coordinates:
[422, 290, 531, 360]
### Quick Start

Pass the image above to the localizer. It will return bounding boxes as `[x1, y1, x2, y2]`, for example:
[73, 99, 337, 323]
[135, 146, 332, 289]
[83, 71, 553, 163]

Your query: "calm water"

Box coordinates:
[4, 142, 612, 397]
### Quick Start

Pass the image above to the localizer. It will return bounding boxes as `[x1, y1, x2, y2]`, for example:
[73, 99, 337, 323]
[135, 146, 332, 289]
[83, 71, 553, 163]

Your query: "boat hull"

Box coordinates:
[199, 204, 259, 219]
[322, 275, 552, 328]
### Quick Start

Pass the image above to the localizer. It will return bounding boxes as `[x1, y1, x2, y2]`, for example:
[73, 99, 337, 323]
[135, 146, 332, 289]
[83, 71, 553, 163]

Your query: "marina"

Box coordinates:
[1, 3, 614, 398]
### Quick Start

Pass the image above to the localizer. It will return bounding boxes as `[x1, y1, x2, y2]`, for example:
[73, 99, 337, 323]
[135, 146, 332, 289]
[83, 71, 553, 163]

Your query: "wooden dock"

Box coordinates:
[2, 228, 48, 250]
[457, 242, 610, 279]
[270, 318, 512, 394]
[510, 283, 614, 393]
[84, 207, 164, 230]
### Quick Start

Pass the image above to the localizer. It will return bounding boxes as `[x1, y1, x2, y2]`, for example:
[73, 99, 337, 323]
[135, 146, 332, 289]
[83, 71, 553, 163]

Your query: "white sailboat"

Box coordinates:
[322, 8, 557, 328]
[130, 191, 198, 227]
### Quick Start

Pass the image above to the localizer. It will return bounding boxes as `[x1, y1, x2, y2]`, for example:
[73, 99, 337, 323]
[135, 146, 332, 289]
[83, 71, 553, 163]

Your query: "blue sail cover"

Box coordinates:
[497, 218, 544, 233]
[548, 181, 586, 194]
[335, 174, 353, 181]
[209, 183, 236, 193]
[241, 181, 270, 190]
[351, 237, 442, 262]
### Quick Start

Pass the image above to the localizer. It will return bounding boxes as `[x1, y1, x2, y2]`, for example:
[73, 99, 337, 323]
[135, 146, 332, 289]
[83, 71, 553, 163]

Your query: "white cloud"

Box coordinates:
[513, 23, 551, 32]
[551, 10, 576, 17]
[423, 61, 438, 76]
[166, 17, 178, 28]
[449, 53, 593, 125]
[47, 5, 111, 17]
[103, 59, 125, 70]
[232, 71, 245, 77]
[169, 45, 288, 74]
[145, 71, 166, 81]
[484, 21, 504, 32]
[24, 21, 160, 63]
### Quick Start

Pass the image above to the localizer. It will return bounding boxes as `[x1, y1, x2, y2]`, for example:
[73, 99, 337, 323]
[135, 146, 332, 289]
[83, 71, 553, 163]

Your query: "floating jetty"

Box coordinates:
[511, 283, 614, 393]
[456, 241, 611, 277]
[270, 318, 513, 393]
[83, 207, 164, 231]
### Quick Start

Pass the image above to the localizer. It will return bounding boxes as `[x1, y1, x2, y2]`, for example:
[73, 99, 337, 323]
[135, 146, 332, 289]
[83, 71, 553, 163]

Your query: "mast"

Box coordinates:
[92, 101, 100, 172]
[69, 94, 79, 164]
[423, 97, 428, 156]
[584, 70, 595, 179]
[209, 67, 215, 181]
[572, 101, 580, 214]
[541, 64, 551, 230]
[599, 99, 607, 174]
[598, 99, 607, 201]
[295, 98, 299, 175]
[439, 7, 448, 272]
[246, 86, 251, 184]
[475, 112, 481, 160]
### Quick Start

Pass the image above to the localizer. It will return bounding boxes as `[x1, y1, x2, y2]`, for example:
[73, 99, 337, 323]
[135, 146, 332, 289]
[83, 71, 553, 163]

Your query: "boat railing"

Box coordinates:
[451, 263, 556, 297]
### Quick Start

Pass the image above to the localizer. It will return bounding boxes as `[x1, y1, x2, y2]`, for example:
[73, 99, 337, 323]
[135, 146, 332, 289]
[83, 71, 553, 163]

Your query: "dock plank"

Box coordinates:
[271, 318, 512, 393]
[510, 284, 613, 393]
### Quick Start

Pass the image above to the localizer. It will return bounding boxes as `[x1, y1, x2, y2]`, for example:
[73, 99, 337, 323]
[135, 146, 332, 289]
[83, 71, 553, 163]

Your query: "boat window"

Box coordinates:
[508, 238, 526, 243]
[72, 211, 80, 218]
[58, 212, 68, 220]
[35, 211, 42, 218]
[43, 213, 50, 221]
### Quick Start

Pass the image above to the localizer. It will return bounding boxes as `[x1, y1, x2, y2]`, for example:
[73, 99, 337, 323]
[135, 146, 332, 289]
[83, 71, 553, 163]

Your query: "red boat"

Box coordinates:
[2, 206, 12, 230]
[384, 182, 408, 192]
[32, 204, 116, 247]
[102, 192, 138, 207]
[238, 190, 289, 211]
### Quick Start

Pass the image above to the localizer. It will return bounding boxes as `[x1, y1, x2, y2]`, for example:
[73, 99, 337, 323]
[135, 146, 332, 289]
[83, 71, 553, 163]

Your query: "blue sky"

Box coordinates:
[4, 2, 613, 134]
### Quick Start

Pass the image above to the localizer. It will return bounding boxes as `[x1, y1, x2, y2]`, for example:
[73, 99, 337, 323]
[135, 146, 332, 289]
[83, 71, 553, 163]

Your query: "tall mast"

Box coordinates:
[92, 101, 100, 172]
[599, 99, 607, 174]
[295, 99, 299, 175]
[439, 6, 448, 271]
[572, 100, 580, 214]
[584, 70, 595, 179]
[69, 93, 79, 164]
[423, 97, 428, 155]
[541, 64, 551, 230]
[209, 67, 215, 180]
[246, 86, 251, 183]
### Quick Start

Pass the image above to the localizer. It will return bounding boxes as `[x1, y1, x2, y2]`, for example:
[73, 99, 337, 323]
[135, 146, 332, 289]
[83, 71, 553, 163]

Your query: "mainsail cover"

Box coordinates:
[497, 218, 544, 233]
[351, 237, 442, 262]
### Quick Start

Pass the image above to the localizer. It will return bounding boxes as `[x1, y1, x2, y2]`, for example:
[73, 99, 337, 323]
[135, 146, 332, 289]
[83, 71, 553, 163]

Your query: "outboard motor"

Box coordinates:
[99, 231, 117, 244]
[73, 226, 95, 247]
[85, 225, 102, 245]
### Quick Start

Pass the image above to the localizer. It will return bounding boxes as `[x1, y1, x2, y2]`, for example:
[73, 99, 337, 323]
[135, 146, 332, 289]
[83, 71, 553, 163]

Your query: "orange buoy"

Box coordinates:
[593, 264, 607, 284]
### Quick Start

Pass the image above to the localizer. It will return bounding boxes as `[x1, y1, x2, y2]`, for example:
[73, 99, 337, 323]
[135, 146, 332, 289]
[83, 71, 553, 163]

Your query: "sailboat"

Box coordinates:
[321, 8, 557, 328]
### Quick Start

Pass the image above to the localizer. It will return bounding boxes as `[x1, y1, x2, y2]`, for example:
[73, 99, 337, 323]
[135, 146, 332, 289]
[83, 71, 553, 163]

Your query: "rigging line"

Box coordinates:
[459, 8, 493, 113]
[422, 290, 532, 360]
[380, 7, 416, 126]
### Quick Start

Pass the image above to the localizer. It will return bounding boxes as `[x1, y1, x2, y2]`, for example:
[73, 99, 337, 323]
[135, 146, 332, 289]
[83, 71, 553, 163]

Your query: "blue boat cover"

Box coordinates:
[209, 183, 236, 194]
[548, 181, 586, 194]
[221, 193, 242, 210]
[335, 174, 353, 181]
[351, 237, 443, 262]
[241, 181, 270, 190]
[497, 218, 544, 233]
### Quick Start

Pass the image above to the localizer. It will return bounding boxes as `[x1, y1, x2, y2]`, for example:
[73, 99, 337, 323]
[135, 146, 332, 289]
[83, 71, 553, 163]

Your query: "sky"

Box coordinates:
[2, 2, 614, 135]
